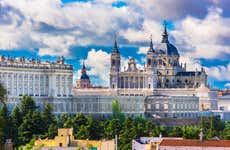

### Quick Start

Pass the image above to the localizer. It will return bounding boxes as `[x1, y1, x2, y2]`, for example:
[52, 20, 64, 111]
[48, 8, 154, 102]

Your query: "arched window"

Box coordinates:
[148, 59, 151, 66]
[158, 59, 163, 65]
[112, 59, 115, 66]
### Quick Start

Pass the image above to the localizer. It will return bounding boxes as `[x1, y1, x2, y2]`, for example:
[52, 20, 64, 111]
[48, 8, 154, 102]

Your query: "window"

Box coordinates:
[156, 103, 159, 109]
[148, 84, 151, 88]
[164, 104, 168, 109]
[147, 104, 151, 109]
[112, 59, 115, 66]
[148, 59, 151, 66]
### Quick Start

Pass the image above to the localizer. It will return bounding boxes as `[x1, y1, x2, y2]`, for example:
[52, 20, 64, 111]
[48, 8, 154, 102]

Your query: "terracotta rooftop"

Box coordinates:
[160, 139, 230, 147]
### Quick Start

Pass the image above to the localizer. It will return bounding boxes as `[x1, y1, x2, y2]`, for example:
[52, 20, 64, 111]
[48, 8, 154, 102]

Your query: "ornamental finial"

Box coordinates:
[113, 34, 119, 53]
[162, 20, 169, 43]
[148, 34, 154, 52]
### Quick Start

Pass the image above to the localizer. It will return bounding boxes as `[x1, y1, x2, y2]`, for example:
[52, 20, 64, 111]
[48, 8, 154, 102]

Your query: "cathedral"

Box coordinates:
[110, 24, 207, 89]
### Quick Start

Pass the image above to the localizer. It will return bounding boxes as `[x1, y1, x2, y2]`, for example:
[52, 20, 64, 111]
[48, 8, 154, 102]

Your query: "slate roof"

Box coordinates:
[176, 71, 201, 76]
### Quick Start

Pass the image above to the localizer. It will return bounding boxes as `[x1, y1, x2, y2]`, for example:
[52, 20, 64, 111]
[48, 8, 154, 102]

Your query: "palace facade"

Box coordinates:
[0, 55, 73, 110]
[1, 24, 218, 119]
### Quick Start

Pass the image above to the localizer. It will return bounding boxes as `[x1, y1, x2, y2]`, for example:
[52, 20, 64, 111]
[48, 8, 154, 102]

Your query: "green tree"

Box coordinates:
[59, 113, 69, 128]
[0, 104, 13, 142]
[119, 117, 137, 150]
[73, 113, 87, 134]
[20, 96, 37, 116]
[182, 126, 199, 139]
[150, 125, 166, 137]
[11, 106, 22, 147]
[18, 111, 43, 144]
[47, 123, 58, 139]
[105, 119, 122, 139]
[0, 83, 6, 104]
[224, 122, 230, 139]
[76, 125, 90, 139]
[169, 126, 183, 137]
[0, 115, 6, 144]
[42, 102, 55, 130]
[87, 115, 104, 140]
[112, 100, 125, 121]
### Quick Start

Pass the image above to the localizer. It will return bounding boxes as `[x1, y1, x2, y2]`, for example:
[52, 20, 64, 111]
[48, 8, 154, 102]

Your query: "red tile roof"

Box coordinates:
[160, 139, 230, 147]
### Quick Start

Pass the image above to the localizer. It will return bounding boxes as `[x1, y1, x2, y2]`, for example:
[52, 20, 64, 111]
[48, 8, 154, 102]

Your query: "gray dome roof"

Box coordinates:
[155, 42, 179, 56]
[155, 22, 179, 56]
[80, 74, 89, 80]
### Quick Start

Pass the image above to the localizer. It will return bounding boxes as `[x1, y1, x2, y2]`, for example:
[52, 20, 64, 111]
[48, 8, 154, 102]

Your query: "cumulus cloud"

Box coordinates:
[80, 49, 111, 86]
[179, 55, 202, 71]
[127, 0, 210, 20]
[1, 0, 230, 59]
[206, 63, 230, 81]
[120, 20, 162, 43]
[225, 83, 230, 88]
[0, 0, 141, 56]
[137, 46, 148, 54]
[173, 7, 230, 59]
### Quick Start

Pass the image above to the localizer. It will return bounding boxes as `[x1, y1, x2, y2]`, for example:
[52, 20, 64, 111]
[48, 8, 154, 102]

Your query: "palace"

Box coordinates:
[72, 24, 217, 118]
[0, 24, 219, 119]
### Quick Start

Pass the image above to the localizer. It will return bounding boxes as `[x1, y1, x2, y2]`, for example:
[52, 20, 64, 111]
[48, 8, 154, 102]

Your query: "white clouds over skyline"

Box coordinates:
[0, 0, 229, 87]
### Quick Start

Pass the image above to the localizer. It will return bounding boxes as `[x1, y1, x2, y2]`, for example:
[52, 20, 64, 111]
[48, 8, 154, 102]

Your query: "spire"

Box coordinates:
[162, 21, 169, 43]
[148, 34, 154, 52]
[81, 60, 86, 74]
[113, 34, 119, 53]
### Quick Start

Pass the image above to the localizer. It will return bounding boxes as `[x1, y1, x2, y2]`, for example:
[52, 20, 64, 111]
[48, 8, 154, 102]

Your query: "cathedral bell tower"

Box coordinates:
[146, 35, 155, 71]
[110, 37, 121, 89]
[146, 35, 158, 89]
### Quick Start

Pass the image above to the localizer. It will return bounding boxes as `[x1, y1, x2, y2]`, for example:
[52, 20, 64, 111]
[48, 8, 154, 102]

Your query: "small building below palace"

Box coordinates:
[34, 128, 115, 150]
[158, 139, 230, 150]
[132, 137, 182, 150]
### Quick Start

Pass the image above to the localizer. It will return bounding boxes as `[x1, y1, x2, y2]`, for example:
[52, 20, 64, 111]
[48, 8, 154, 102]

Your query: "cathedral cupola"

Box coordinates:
[155, 21, 179, 56]
[75, 61, 91, 88]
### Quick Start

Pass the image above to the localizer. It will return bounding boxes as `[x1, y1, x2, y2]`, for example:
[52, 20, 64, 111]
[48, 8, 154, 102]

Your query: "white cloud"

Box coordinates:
[225, 83, 230, 88]
[0, 0, 141, 56]
[83, 49, 111, 86]
[137, 46, 148, 54]
[120, 20, 162, 43]
[206, 63, 230, 81]
[173, 7, 230, 59]
[179, 55, 202, 71]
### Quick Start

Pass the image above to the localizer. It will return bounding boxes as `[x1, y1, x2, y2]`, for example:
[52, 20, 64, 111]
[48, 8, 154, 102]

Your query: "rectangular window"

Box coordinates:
[156, 103, 159, 109]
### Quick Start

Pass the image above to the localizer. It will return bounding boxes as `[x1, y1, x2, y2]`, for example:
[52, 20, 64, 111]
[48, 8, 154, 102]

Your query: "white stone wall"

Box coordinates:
[0, 63, 73, 98]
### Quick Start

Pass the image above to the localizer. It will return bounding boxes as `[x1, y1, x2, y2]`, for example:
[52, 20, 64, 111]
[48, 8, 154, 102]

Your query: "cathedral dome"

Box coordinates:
[80, 73, 90, 80]
[155, 42, 179, 56]
[155, 22, 179, 56]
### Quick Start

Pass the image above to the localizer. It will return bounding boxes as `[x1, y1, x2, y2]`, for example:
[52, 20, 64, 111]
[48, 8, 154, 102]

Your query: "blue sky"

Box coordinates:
[0, 0, 230, 89]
